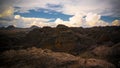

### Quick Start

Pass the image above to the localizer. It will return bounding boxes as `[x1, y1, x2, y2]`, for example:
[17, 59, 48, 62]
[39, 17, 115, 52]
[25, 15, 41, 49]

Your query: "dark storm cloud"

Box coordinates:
[46, 4, 63, 8]
[110, 0, 120, 17]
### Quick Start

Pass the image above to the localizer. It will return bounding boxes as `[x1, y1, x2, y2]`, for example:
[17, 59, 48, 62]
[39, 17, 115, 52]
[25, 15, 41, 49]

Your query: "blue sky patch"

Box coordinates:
[14, 9, 73, 21]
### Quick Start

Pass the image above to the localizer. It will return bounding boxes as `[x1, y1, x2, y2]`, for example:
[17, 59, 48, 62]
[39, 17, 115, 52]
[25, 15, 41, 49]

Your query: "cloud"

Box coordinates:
[85, 13, 109, 27]
[0, 14, 54, 28]
[85, 13, 101, 26]
[0, 7, 14, 18]
[112, 20, 120, 26]
[0, 0, 120, 28]
[0, 13, 118, 28]
[55, 12, 85, 27]
[0, 0, 119, 17]
[55, 13, 109, 27]
[14, 15, 53, 28]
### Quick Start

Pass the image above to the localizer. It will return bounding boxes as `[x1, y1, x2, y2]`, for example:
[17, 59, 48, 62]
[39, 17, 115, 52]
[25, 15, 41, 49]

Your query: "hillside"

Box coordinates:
[0, 25, 120, 68]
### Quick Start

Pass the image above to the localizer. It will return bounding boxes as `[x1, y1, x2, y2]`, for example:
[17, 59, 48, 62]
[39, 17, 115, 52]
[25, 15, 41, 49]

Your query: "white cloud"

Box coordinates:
[0, 13, 118, 28]
[55, 13, 109, 27]
[55, 13, 84, 27]
[55, 18, 72, 27]
[14, 15, 21, 19]
[13, 15, 53, 28]
[85, 13, 102, 27]
[112, 20, 120, 26]
[0, 0, 120, 28]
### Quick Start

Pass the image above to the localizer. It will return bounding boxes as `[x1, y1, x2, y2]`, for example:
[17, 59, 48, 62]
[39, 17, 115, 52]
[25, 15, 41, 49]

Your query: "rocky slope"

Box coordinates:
[0, 25, 120, 67]
[0, 47, 115, 68]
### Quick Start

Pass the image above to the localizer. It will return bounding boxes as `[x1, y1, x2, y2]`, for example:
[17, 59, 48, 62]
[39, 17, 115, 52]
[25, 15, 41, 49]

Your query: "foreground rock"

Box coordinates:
[92, 43, 120, 67]
[0, 47, 115, 68]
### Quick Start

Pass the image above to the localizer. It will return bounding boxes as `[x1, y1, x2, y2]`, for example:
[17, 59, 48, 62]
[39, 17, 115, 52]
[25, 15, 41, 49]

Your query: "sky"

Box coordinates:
[0, 0, 120, 28]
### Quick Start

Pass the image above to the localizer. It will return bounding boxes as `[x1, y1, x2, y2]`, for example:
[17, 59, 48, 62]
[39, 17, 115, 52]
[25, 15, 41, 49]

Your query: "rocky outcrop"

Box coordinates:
[0, 47, 115, 68]
[56, 24, 69, 29]
[92, 43, 120, 67]
[0, 25, 120, 67]
[25, 25, 96, 53]
[6, 25, 16, 29]
[92, 46, 110, 57]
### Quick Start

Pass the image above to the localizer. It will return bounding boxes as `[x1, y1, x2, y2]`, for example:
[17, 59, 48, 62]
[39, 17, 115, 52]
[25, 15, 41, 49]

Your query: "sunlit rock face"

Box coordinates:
[0, 47, 115, 68]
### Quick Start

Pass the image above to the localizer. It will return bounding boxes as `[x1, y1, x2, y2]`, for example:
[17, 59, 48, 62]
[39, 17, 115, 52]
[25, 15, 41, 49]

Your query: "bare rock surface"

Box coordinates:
[0, 47, 115, 68]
